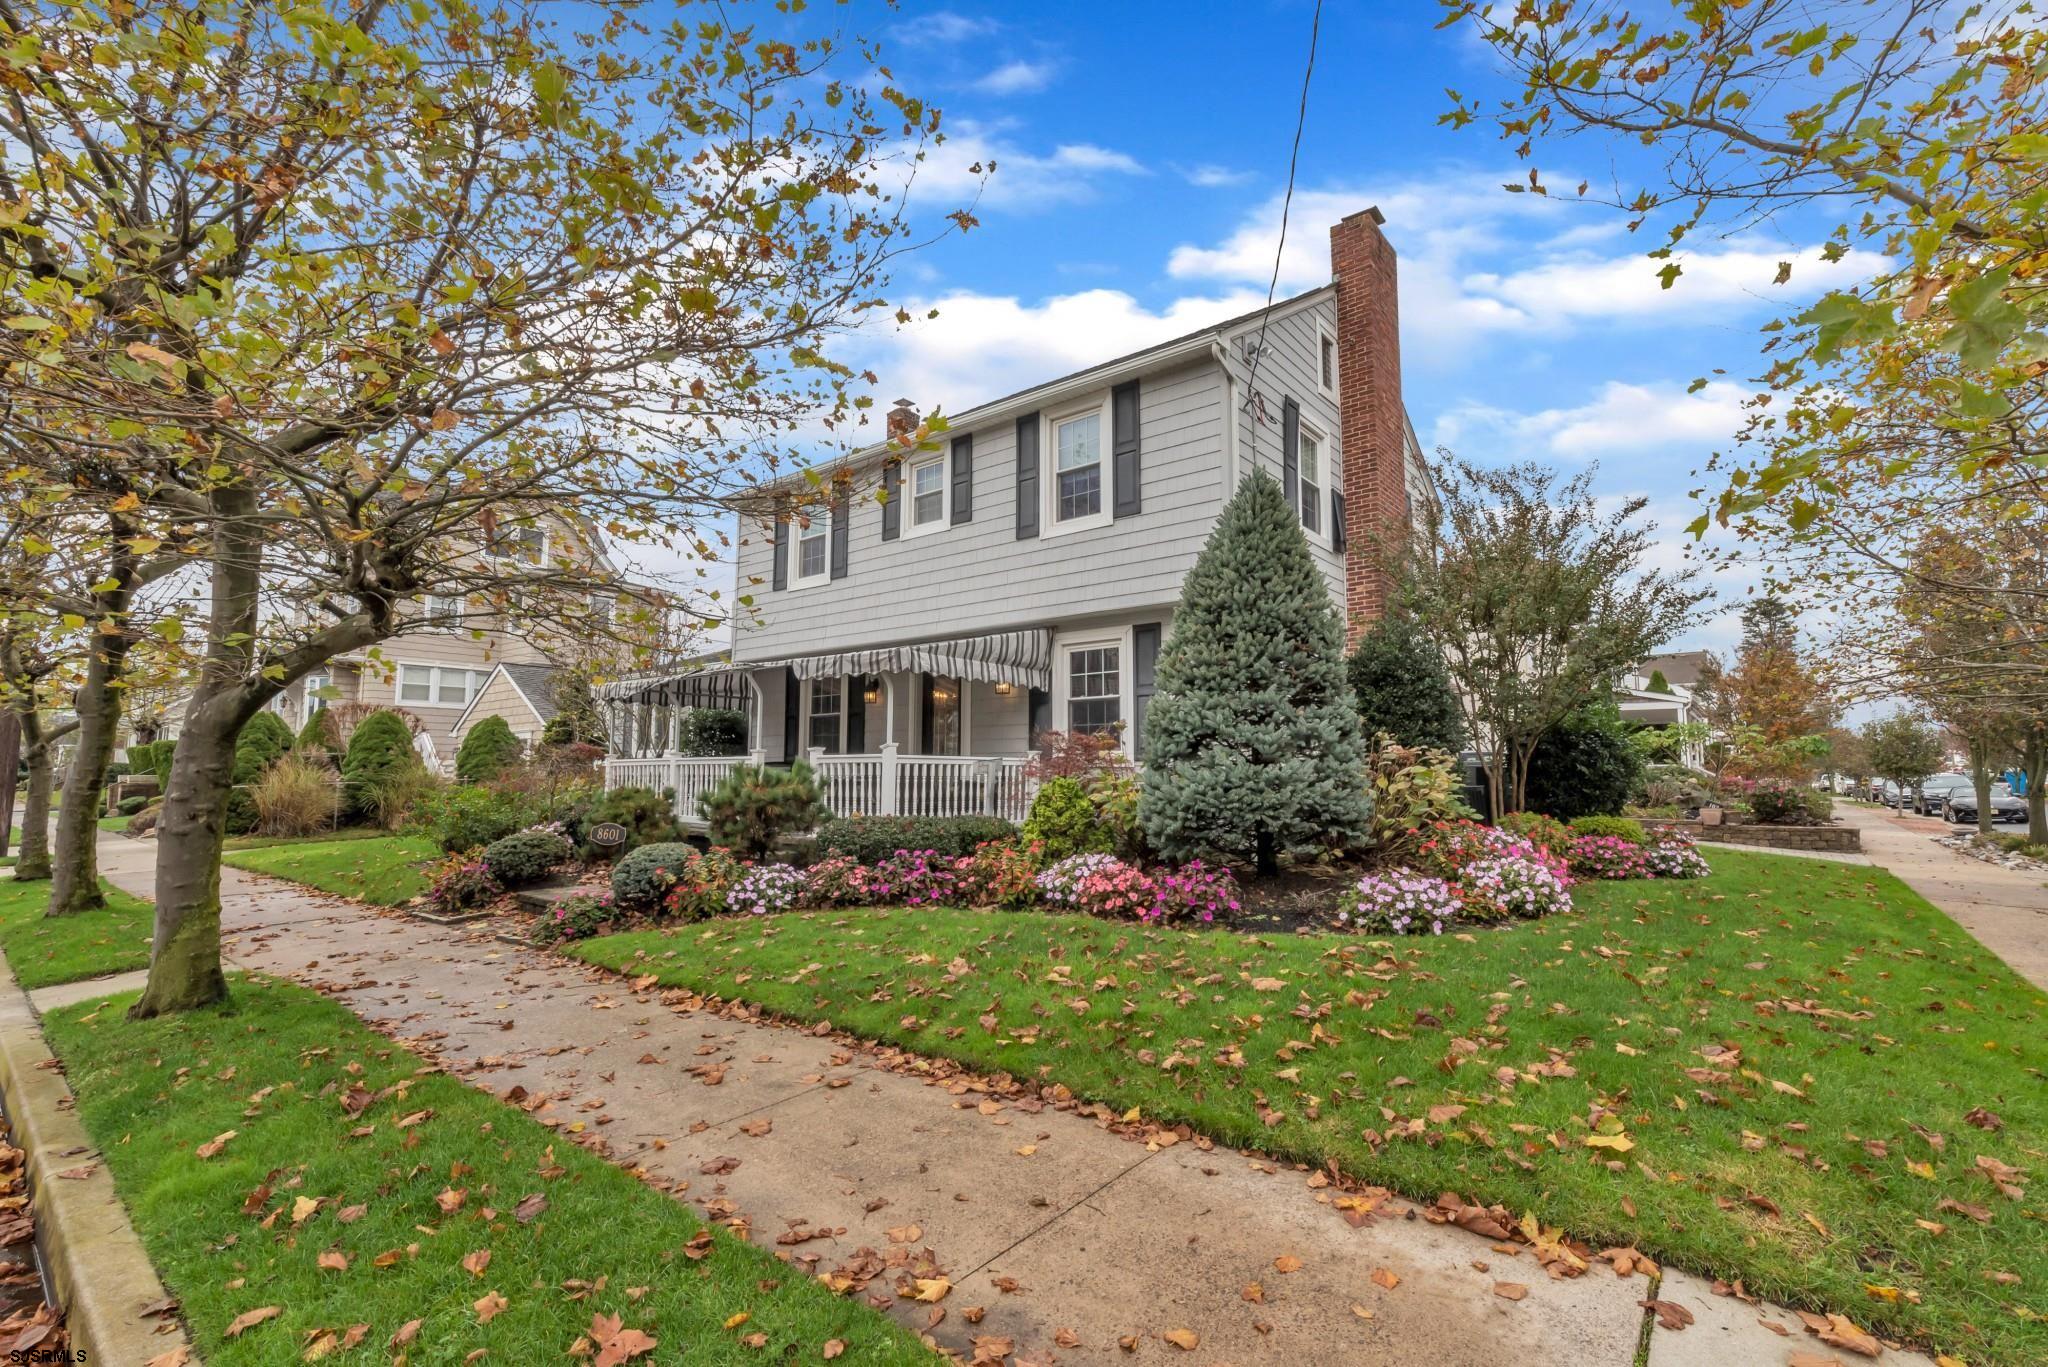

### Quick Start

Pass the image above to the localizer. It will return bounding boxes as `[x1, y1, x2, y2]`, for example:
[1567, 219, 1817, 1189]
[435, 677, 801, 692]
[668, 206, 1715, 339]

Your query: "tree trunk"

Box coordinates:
[128, 699, 239, 1017]
[2027, 730, 2047, 847]
[1967, 738, 1995, 837]
[13, 730, 57, 881]
[1254, 827, 1278, 878]
[46, 629, 130, 916]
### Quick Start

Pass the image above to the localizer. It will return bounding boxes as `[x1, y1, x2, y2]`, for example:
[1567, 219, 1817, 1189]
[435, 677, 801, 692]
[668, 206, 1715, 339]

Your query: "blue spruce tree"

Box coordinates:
[1139, 472, 1370, 874]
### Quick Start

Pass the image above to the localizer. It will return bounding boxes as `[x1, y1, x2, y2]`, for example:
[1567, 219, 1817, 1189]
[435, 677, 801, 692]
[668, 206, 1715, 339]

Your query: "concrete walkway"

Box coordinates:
[1837, 804, 2048, 992]
[80, 834, 1936, 1367]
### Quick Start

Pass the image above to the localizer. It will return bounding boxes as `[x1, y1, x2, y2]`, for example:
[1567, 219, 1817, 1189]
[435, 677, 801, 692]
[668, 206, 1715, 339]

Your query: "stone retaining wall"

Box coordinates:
[1642, 818, 1862, 853]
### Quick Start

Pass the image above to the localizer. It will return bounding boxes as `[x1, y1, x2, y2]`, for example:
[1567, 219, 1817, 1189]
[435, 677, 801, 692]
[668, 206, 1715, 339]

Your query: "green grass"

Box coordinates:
[570, 849, 2047, 1365]
[223, 833, 438, 905]
[224, 827, 408, 852]
[98, 814, 131, 832]
[44, 976, 929, 1366]
[0, 874, 152, 988]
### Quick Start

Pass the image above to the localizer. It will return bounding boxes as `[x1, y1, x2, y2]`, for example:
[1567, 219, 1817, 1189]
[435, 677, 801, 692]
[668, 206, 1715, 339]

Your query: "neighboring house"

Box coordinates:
[1616, 661, 1706, 768]
[600, 208, 1429, 823]
[451, 662, 570, 748]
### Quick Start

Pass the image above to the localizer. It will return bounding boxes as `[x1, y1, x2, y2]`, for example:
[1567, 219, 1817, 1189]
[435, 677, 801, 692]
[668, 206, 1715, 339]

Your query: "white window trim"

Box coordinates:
[395, 662, 490, 710]
[1041, 395, 1114, 538]
[1316, 320, 1339, 399]
[1298, 421, 1327, 544]
[1053, 631, 1131, 755]
[492, 524, 550, 567]
[789, 509, 832, 589]
[303, 671, 333, 715]
[904, 453, 949, 538]
[802, 676, 848, 753]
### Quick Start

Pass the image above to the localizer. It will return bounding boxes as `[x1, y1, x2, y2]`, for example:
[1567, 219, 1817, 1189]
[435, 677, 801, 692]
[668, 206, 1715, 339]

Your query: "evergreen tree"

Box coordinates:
[1139, 473, 1369, 874]
[1347, 614, 1468, 752]
[341, 710, 421, 823]
[296, 706, 337, 759]
[1646, 669, 1671, 694]
[224, 711, 295, 834]
[456, 715, 524, 783]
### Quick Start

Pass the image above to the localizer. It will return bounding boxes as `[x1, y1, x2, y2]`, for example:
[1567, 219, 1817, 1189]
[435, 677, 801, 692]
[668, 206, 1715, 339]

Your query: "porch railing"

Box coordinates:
[602, 746, 1033, 826]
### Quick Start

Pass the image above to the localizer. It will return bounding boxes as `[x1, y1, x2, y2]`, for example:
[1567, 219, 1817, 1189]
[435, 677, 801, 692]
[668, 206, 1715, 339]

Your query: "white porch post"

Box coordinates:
[878, 741, 900, 817]
[882, 673, 897, 747]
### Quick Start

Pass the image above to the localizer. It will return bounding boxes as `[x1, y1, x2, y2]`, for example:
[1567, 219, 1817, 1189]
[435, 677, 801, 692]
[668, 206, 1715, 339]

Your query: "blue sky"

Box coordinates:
[791, 0, 1888, 655]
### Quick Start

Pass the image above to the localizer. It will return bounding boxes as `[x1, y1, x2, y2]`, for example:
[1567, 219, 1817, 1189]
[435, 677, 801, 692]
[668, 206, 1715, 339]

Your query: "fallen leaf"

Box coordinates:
[196, 1130, 238, 1160]
[462, 1248, 491, 1278]
[1371, 1267, 1400, 1290]
[474, 1291, 508, 1324]
[226, 1306, 282, 1338]
[1273, 1255, 1303, 1274]
[1642, 1299, 1693, 1331]
[316, 1250, 349, 1272]
[1162, 1329, 1200, 1350]
[1494, 1282, 1528, 1301]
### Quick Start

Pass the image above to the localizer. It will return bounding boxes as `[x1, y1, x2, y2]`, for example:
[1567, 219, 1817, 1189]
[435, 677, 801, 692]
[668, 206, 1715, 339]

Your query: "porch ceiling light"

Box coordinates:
[992, 681, 1015, 696]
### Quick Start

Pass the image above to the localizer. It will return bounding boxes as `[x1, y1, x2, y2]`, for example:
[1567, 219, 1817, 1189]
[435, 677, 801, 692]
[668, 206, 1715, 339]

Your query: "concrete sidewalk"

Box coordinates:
[1837, 805, 2048, 992]
[86, 834, 1933, 1366]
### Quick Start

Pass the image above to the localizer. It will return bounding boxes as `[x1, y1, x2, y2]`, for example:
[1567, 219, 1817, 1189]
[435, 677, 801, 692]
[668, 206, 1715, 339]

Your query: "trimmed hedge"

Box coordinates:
[578, 786, 682, 858]
[1569, 815, 1648, 844]
[610, 841, 704, 909]
[226, 711, 296, 834]
[815, 814, 1018, 865]
[456, 715, 524, 783]
[481, 830, 573, 888]
[341, 710, 419, 822]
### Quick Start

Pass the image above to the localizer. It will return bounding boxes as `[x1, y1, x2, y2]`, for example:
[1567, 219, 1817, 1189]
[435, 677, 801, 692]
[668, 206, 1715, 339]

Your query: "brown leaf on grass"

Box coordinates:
[335, 1204, 367, 1224]
[225, 1306, 282, 1337]
[1936, 1196, 1992, 1224]
[473, 1290, 508, 1324]
[1964, 1106, 2003, 1131]
[390, 1319, 422, 1348]
[1162, 1328, 1200, 1350]
[462, 1248, 491, 1277]
[435, 1187, 466, 1214]
[589, 1310, 658, 1366]
[316, 1250, 349, 1272]
[196, 1130, 238, 1159]
[395, 1109, 432, 1128]
[514, 1192, 548, 1223]
[1493, 1282, 1528, 1301]
[1370, 1267, 1400, 1290]
[1641, 1299, 1693, 1331]
[823, 1342, 846, 1360]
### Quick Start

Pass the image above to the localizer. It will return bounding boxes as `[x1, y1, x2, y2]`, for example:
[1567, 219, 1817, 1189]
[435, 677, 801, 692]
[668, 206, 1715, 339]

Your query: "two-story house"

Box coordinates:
[600, 208, 1430, 823]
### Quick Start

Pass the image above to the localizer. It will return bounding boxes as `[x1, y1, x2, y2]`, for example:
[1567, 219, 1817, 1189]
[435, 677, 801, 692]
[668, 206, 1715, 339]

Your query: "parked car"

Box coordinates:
[1915, 774, 1975, 815]
[1944, 783, 2028, 825]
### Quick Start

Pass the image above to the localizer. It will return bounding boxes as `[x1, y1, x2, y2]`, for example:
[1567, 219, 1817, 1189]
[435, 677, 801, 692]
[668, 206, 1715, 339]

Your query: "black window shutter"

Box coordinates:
[1331, 489, 1347, 552]
[1131, 622, 1161, 761]
[1014, 414, 1039, 539]
[1112, 379, 1142, 518]
[1028, 686, 1052, 749]
[918, 673, 935, 755]
[1281, 398, 1300, 516]
[829, 489, 850, 579]
[770, 512, 788, 591]
[951, 433, 973, 524]
[881, 460, 901, 541]
[781, 667, 800, 763]
[845, 675, 866, 753]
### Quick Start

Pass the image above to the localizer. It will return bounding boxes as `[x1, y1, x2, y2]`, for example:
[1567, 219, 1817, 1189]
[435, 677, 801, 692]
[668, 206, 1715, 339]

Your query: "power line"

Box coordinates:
[1241, 0, 1324, 452]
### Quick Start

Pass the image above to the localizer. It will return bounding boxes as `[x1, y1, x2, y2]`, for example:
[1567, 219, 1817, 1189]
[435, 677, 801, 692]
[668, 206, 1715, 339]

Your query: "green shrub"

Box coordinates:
[1523, 703, 1643, 821]
[610, 841, 704, 909]
[127, 740, 176, 792]
[815, 815, 1019, 865]
[1367, 737, 1477, 860]
[1569, 815, 1648, 844]
[410, 783, 535, 853]
[105, 761, 132, 780]
[341, 710, 423, 823]
[697, 763, 826, 859]
[116, 794, 149, 816]
[679, 707, 748, 757]
[1497, 810, 1572, 856]
[297, 706, 338, 758]
[1021, 777, 1109, 862]
[578, 786, 682, 857]
[1347, 615, 1468, 752]
[480, 829, 574, 888]
[226, 711, 296, 834]
[1747, 780, 1830, 826]
[456, 715, 524, 783]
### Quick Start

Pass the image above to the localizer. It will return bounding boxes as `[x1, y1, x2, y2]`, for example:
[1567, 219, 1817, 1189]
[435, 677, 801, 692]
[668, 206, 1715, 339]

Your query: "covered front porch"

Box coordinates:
[596, 629, 1053, 825]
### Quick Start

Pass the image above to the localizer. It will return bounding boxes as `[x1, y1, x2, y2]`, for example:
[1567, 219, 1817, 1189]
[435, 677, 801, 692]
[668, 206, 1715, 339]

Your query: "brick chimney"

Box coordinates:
[886, 397, 919, 442]
[1330, 207, 1407, 648]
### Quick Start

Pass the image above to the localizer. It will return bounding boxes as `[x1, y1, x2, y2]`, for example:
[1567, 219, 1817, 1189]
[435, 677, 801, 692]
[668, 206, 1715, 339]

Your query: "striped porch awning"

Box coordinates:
[595, 668, 751, 710]
[753, 627, 1053, 691]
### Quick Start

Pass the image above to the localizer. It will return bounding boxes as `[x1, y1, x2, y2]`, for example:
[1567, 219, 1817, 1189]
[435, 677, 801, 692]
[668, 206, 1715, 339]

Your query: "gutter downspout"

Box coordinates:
[1211, 340, 1238, 489]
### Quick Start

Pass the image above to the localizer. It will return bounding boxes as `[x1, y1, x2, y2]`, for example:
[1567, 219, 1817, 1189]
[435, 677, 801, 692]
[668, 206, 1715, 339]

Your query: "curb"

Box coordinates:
[0, 953, 196, 1366]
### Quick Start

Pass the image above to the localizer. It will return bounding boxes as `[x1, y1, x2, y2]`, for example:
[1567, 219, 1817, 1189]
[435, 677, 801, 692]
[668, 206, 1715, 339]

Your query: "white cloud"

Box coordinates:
[1178, 163, 1254, 188]
[900, 124, 1146, 210]
[974, 59, 1057, 95]
[892, 11, 997, 45]
[1433, 380, 1754, 459]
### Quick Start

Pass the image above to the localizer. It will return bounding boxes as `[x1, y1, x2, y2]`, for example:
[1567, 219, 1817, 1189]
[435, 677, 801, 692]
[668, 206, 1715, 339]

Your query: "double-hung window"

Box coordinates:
[793, 510, 829, 585]
[424, 593, 464, 626]
[1298, 429, 1323, 536]
[302, 671, 332, 714]
[494, 524, 546, 565]
[908, 454, 946, 532]
[1066, 645, 1121, 735]
[398, 665, 488, 708]
[807, 677, 843, 753]
[1052, 409, 1103, 525]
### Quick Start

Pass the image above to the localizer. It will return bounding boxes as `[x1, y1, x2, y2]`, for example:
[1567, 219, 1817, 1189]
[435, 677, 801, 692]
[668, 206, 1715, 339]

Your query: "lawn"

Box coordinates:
[222, 832, 438, 905]
[0, 874, 152, 988]
[570, 849, 2047, 1365]
[44, 975, 932, 1366]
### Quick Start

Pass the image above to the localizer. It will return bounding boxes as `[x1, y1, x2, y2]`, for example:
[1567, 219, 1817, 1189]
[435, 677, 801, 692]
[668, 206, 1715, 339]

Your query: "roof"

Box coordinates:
[452, 661, 563, 735]
[748, 283, 1341, 502]
[1639, 651, 1714, 689]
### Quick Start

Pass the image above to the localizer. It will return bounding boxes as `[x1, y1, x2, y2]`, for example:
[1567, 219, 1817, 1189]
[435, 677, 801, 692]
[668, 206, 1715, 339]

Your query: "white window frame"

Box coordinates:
[423, 593, 465, 628]
[804, 676, 846, 754]
[302, 671, 333, 715]
[1298, 423, 1325, 541]
[1042, 395, 1113, 538]
[1316, 320, 1339, 398]
[1056, 634, 1127, 747]
[790, 508, 831, 588]
[396, 663, 490, 710]
[904, 453, 949, 536]
[493, 524, 548, 566]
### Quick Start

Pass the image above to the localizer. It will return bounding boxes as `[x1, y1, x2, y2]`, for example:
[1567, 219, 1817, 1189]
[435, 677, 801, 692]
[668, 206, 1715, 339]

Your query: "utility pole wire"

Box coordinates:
[1241, 0, 1323, 463]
